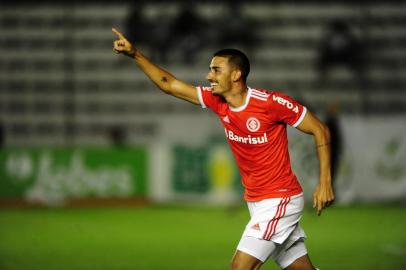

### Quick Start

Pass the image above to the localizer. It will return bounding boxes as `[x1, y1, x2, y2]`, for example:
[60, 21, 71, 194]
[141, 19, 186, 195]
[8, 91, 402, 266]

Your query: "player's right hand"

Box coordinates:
[112, 27, 135, 57]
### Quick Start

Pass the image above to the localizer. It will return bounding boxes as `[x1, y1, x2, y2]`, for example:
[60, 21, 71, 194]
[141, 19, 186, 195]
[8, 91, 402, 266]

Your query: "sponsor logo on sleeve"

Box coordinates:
[272, 95, 299, 113]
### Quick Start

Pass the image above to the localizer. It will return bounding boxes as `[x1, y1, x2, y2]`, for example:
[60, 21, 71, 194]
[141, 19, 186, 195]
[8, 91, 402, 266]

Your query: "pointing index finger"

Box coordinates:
[112, 27, 125, 39]
[316, 200, 323, 216]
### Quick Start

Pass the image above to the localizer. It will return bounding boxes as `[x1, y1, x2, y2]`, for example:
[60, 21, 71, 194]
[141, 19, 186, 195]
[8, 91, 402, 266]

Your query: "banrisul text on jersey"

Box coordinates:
[225, 128, 268, 144]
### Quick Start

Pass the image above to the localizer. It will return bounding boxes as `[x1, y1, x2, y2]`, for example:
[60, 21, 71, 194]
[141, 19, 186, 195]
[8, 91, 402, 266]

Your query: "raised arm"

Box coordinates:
[296, 111, 335, 216]
[112, 28, 200, 105]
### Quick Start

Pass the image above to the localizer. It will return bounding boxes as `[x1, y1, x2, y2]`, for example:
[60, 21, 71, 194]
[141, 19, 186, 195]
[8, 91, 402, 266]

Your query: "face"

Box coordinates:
[206, 56, 235, 95]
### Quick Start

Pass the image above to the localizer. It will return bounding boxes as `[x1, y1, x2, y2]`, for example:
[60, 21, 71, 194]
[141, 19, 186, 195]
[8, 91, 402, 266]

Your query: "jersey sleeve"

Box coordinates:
[269, 91, 307, 127]
[195, 86, 223, 113]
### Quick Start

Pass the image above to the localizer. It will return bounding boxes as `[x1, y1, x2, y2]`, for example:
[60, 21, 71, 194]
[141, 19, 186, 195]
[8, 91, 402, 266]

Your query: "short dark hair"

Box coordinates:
[213, 49, 250, 83]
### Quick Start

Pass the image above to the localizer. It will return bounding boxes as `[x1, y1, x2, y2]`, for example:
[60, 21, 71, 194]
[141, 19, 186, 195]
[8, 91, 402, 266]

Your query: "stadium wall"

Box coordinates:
[1, 115, 405, 206]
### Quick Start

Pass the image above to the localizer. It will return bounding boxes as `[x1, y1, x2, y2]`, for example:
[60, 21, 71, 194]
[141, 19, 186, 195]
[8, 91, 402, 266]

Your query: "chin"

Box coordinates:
[211, 88, 222, 96]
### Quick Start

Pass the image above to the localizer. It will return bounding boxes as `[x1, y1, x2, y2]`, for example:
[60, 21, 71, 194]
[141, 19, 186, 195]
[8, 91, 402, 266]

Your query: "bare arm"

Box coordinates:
[112, 28, 200, 105]
[296, 111, 335, 216]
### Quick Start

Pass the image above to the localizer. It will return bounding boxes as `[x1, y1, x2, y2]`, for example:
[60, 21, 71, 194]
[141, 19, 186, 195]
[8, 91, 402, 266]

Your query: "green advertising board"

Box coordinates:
[172, 136, 243, 198]
[0, 147, 147, 205]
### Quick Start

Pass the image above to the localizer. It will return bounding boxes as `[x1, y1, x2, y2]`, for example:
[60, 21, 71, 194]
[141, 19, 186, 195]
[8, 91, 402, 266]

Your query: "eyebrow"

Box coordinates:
[209, 66, 220, 71]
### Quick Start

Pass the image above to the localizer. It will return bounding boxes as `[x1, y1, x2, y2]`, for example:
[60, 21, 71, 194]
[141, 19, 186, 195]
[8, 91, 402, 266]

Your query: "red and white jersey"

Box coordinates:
[196, 86, 307, 201]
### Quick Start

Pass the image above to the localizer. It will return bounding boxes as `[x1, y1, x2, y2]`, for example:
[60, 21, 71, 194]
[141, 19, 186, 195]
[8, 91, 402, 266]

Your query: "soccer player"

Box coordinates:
[112, 27, 334, 270]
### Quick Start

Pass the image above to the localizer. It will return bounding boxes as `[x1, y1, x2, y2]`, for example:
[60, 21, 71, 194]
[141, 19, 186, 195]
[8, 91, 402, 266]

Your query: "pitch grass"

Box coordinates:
[0, 204, 405, 270]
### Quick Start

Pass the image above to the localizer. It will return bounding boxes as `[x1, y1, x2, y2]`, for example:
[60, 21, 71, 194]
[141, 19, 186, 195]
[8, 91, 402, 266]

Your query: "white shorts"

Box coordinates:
[236, 193, 307, 267]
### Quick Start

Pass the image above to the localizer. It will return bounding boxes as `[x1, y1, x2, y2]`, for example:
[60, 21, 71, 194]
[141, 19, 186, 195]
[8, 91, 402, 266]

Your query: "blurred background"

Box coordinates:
[0, 1, 405, 269]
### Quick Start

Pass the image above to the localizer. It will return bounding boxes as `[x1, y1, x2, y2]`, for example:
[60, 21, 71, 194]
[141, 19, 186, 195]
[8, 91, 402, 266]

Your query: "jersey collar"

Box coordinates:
[229, 87, 252, 112]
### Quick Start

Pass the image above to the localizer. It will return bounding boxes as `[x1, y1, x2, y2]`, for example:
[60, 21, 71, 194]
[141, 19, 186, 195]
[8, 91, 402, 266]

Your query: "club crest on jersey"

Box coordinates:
[246, 117, 260, 132]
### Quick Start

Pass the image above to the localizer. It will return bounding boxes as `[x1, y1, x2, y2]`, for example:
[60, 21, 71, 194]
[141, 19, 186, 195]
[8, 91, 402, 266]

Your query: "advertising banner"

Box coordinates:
[149, 115, 242, 204]
[2, 116, 404, 206]
[289, 116, 406, 203]
[0, 147, 147, 206]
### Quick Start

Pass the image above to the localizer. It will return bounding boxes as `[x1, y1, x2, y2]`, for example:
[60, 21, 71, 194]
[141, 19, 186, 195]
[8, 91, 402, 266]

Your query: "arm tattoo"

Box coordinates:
[316, 142, 331, 148]
[161, 76, 168, 83]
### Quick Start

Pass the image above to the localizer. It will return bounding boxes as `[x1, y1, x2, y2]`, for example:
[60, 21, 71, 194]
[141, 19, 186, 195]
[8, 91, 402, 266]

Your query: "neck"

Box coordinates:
[224, 83, 248, 108]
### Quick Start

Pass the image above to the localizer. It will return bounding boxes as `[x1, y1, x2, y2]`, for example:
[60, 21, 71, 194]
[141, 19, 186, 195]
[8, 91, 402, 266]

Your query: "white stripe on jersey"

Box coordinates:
[251, 93, 269, 101]
[251, 89, 270, 98]
[293, 106, 307, 128]
[251, 89, 270, 101]
[251, 95, 268, 101]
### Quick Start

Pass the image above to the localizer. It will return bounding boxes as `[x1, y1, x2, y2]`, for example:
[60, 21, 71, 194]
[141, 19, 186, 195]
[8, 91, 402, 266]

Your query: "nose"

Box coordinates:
[206, 71, 213, 81]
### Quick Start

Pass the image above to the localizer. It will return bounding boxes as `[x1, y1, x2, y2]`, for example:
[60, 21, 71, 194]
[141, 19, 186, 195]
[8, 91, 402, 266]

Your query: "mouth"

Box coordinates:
[211, 83, 218, 87]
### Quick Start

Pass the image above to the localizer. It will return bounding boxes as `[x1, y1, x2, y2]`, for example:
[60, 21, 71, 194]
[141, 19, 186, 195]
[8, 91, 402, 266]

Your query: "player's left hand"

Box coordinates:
[313, 182, 334, 216]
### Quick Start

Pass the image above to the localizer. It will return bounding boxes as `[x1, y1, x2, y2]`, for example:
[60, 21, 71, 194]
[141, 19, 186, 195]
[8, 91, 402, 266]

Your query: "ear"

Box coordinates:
[232, 70, 242, 82]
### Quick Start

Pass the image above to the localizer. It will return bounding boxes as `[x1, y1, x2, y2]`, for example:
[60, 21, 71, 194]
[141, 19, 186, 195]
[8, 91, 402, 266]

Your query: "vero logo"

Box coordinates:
[272, 95, 299, 113]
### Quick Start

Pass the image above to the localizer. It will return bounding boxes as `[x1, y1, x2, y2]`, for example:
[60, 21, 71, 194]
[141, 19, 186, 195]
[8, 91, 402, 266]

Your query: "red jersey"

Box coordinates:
[196, 86, 307, 201]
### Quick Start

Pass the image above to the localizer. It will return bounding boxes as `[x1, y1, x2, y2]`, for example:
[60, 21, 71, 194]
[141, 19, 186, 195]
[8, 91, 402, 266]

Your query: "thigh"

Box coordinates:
[231, 249, 263, 270]
[273, 225, 310, 270]
[236, 235, 277, 263]
[284, 254, 315, 270]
